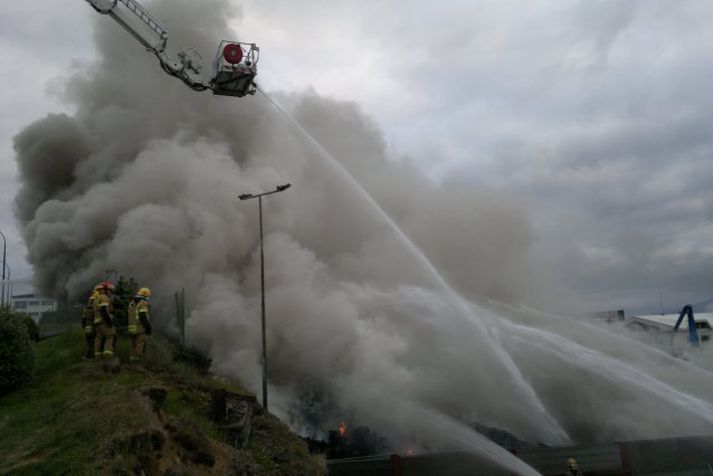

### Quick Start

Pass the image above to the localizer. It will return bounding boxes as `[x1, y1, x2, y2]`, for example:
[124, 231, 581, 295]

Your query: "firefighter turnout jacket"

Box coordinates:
[93, 292, 114, 325]
[82, 291, 98, 335]
[128, 299, 151, 335]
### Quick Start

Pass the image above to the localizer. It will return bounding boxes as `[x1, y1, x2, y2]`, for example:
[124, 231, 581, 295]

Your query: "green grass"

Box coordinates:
[0, 329, 325, 475]
[0, 329, 226, 474]
[0, 330, 152, 474]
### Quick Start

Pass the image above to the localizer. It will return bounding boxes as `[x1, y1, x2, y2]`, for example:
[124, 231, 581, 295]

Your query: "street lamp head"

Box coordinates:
[238, 193, 253, 201]
[276, 183, 291, 192]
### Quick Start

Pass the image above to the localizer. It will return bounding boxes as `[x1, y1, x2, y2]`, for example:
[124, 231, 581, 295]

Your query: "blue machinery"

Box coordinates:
[673, 304, 700, 347]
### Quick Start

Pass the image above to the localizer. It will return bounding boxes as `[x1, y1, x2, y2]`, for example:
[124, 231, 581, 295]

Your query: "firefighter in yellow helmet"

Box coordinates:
[128, 287, 152, 361]
[81, 283, 102, 360]
[564, 457, 583, 476]
[93, 281, 116, 358]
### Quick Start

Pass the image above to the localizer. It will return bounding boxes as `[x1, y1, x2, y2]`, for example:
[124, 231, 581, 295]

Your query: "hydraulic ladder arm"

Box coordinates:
[85, 0, 259, 96]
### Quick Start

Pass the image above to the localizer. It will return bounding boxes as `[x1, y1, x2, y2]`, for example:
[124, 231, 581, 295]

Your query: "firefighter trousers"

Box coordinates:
[94, 322, 117, 357]
[84, 334, 95, 359]
[130, 333, 147, 360]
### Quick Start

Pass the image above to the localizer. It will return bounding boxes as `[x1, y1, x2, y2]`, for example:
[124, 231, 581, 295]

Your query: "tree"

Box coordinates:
[112, 275, 138, 330]
[20, 314, 40, 342]
[0, 309, 35, 394]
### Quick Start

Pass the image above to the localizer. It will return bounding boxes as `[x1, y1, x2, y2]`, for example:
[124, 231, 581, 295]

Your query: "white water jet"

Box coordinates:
[14, 5, 713, 474]
[257, 86, 713, 457]
[258, 89, 567, 470]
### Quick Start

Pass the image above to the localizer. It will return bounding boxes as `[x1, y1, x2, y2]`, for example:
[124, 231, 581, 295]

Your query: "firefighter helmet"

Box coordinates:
[101, 281, 115, 292]
[136, 287, 151, 298]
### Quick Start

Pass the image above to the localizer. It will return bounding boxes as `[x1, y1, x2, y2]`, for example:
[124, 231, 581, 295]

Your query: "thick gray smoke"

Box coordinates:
[13, 0, 713, 471]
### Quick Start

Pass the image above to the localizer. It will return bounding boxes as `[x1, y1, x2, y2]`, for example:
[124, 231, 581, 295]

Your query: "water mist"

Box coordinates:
[12, 1, 713, 474]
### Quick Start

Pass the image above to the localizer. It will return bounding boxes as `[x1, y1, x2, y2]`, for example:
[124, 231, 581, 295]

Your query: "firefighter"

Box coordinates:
[128, 287, 152, 361]
[81, 283, 102, 360]
[93, 281, 116, 358]
[564, 457, 583, 476]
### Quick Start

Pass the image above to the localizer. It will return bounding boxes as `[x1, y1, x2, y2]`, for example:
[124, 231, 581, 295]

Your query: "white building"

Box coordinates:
[628, 312, 712, 343]
[11, 293, 57, 322]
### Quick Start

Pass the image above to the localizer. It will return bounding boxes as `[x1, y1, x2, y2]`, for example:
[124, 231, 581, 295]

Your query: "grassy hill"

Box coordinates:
[0, 328, 325, 475]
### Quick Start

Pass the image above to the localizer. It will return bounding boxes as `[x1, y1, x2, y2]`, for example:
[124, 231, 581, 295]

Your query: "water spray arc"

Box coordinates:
[256, 88, 570, 450]
[14, 4, 713, 473]
[78, 1, 566, 453]
[255, 86, 713, 447]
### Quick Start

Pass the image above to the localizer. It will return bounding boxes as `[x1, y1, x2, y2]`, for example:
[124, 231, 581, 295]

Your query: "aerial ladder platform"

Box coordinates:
[85, 0, 259, 97]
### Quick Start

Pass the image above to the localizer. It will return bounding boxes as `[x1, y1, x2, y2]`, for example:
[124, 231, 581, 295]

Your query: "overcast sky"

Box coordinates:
[2, 0, 713, 314]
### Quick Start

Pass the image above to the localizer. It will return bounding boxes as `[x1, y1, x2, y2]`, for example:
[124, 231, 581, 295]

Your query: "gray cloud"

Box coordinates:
[6, 0, 713, 472]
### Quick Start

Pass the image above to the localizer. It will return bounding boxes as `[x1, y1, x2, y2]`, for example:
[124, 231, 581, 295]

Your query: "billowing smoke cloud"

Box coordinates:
[13, 0, 713, 472]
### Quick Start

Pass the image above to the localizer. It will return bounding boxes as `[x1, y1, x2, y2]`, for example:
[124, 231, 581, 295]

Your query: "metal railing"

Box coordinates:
[118, 0, 168, 42]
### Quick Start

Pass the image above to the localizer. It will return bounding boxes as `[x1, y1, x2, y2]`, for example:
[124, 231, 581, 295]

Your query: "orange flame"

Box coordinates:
[338, 422, 347, 437]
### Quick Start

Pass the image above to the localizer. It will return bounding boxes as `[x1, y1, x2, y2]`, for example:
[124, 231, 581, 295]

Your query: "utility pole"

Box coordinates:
[238, 183, 291, 412]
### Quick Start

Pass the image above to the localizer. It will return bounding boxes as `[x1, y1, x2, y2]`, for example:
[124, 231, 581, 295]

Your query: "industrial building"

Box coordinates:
[628, 312, 712, 343]
[11, 293, 57, 322]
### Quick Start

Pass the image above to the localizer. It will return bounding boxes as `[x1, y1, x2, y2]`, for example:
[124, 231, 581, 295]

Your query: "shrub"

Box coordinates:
[173, 346, 212, 375]
[0, 309, 35, 394]
[39, 305, 81, 335]
[112, 275, 138, 330]
[20, 315, 40, 342]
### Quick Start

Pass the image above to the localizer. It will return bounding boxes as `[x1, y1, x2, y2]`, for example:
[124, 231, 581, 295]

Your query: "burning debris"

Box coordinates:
[303, 423, 392, 459]
[11, 0, 713, 473]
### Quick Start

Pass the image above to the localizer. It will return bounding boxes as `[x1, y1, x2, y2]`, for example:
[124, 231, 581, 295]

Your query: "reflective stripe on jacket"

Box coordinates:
[83, 292, 97, 333]
[128, 299, 149, 335]
[93, 293, 113, 324]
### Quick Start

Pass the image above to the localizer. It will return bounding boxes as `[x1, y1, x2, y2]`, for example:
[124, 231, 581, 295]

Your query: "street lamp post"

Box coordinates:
[0, 230, 6, 308]
[238, 183, 291, 412]
[1, 261, 11, 310]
